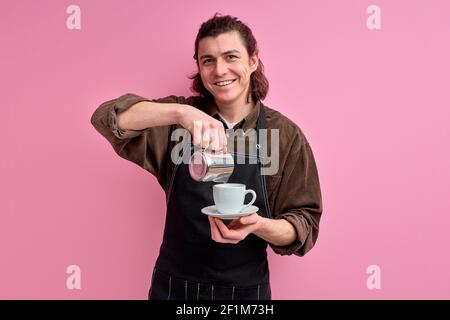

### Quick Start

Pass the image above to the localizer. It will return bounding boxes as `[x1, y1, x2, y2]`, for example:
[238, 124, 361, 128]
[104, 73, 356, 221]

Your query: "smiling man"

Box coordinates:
[198, 32, 257, 120]
[91, 13, 323, 300]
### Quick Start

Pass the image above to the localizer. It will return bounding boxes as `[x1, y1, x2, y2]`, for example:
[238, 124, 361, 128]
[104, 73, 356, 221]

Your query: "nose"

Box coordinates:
[213, 58, 228, 76]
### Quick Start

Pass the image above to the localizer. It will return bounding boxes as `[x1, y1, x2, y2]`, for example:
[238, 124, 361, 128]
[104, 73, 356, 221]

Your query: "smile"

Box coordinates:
[214, 79, 237, 87]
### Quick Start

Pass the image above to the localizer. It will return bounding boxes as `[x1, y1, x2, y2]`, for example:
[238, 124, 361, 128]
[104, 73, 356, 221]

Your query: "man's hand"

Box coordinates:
[207, 213, 262, 244]
[208, 212, 298, 247]
[178, 105, 227, 152]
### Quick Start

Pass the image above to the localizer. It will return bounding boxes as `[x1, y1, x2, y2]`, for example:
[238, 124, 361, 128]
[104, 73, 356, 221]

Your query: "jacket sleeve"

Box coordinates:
[268, 131, 323, 257]
[90, 93, 193, 188]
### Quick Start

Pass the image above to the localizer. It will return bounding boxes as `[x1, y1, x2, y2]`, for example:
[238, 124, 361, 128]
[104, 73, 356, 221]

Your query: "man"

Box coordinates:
[91, 14, 322, 300]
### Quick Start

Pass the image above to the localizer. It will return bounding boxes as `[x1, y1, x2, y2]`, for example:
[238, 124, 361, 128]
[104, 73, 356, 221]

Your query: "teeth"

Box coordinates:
[215, 80, 235, 86]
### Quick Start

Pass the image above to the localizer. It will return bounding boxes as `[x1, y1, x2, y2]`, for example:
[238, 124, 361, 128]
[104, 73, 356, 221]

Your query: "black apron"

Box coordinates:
[149, 103, 272, 300]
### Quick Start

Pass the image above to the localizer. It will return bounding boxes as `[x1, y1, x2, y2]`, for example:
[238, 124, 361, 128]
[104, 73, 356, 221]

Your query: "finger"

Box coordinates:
[214, 218, 242, 241]
[192, 120, 203, 146]
[209, 128, 220, 151]
[213, 218, 241, 244]
[227, 219, 241, 229]
[209, 216, 236, 243]
[220, 129, 228, 154]
[201, 126, 211, 150]
[239, 213, 259, 225]
[208, 216, 221, 241]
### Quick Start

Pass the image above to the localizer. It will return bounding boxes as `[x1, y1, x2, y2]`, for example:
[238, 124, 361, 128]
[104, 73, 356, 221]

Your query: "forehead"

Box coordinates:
[198, 31, 247, 56]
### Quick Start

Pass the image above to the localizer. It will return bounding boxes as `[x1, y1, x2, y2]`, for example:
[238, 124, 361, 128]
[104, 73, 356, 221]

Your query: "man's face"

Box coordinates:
[197, 31, 258, 106]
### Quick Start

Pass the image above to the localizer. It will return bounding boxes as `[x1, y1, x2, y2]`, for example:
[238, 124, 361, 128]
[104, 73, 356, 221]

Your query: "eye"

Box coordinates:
[202, 59, 212, 65]
[227, 55, 238, 60]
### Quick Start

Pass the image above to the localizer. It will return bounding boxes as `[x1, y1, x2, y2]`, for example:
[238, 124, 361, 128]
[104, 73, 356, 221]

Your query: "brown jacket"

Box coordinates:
[91, 93, 323, 256]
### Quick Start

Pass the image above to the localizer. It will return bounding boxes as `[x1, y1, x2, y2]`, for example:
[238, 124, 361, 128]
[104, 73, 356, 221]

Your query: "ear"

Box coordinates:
[250, 53, 259, 72]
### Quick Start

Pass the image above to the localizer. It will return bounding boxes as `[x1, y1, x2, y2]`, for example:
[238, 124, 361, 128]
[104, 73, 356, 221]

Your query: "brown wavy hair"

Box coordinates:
[189, 13, 269, 103]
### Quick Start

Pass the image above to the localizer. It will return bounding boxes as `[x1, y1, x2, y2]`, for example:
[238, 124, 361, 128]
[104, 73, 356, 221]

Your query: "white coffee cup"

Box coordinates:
[213, 183, 257, 214]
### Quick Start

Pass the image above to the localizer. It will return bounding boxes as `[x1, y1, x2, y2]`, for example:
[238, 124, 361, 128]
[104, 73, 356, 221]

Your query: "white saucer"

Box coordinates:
[201, 205, 259, 220]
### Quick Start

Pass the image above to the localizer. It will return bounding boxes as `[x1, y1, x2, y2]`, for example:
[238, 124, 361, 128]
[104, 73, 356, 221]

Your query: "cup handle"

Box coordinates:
[241, 190, 256, 212]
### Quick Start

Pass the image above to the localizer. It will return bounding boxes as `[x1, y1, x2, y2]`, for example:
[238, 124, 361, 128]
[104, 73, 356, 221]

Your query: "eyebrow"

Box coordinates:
[199, 50, 241, 60]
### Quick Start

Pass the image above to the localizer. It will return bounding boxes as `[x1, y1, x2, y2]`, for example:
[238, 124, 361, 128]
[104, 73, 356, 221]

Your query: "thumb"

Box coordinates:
[240, 213, 258, 225]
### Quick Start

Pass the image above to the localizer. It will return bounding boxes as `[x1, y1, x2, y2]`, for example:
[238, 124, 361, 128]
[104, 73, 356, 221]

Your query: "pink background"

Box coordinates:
[1, 0, 449, 299]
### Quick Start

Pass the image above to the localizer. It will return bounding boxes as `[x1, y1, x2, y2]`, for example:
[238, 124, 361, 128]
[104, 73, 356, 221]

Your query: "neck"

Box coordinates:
[215, 97, 255, 124]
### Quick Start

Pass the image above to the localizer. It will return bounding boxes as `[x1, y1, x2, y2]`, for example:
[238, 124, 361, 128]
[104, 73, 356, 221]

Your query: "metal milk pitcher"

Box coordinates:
[188, 149, 234, 183]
